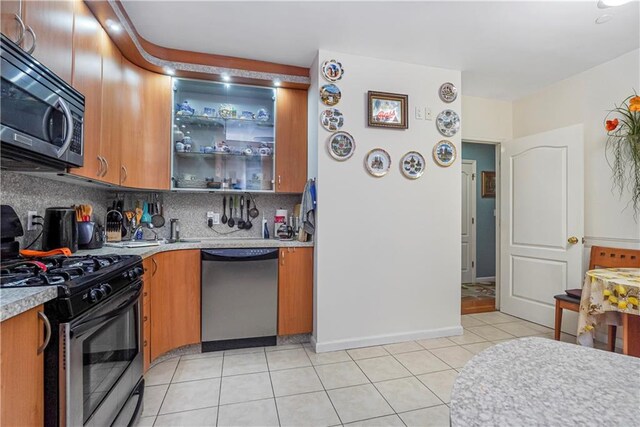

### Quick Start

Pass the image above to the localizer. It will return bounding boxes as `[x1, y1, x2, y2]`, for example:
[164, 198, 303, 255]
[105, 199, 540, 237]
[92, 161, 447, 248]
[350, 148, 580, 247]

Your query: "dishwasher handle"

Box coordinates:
[201, 248, 279, 262]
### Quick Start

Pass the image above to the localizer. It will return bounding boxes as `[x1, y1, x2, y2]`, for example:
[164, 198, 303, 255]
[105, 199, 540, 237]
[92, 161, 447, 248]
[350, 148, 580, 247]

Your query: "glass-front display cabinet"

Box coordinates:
[171, 79, 276, 191]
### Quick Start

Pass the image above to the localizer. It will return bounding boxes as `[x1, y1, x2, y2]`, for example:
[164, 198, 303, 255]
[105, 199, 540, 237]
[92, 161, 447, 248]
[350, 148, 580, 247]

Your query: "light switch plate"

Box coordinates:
[425, 107, 433, 121]
[211, 213, 220, 224]
[414, 106, 424, 120]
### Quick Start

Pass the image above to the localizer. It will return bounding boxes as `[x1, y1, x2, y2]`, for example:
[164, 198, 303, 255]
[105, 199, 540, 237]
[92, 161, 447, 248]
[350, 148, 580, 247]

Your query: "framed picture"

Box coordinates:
[367, 91, 408, 129]
[482, 171, 496, 198]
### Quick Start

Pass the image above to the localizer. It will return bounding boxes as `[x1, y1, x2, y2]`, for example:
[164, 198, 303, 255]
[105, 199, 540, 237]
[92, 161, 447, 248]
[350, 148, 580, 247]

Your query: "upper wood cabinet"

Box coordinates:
[149, 250, 201, 361]
[278, 247, 314, 335]
[69, 0, 103, 181]
[22, 0, 74, 84]
[0, 305, 47, 426]
[99, 32, 123, 185]
[120, 60, 171, 190]
[275, 88, 308, 193]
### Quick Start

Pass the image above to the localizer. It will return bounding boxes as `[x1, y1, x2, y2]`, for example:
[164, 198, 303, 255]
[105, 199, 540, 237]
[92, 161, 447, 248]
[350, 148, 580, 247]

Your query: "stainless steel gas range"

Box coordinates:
[0, 254, 144, 426]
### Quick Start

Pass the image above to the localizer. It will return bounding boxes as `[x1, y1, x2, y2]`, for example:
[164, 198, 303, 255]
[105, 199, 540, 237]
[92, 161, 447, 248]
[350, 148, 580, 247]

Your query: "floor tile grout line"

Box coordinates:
[151, 358, 179, 419]
[307, 347, 345, 426]
[215, 353, 225, 427]
[264, 350, 282, 427]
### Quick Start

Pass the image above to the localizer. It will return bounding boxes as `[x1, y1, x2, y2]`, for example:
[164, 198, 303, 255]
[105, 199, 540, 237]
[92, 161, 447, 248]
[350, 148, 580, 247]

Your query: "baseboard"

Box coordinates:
[313, 326, 463, 353]
[476, 276, 496, 282]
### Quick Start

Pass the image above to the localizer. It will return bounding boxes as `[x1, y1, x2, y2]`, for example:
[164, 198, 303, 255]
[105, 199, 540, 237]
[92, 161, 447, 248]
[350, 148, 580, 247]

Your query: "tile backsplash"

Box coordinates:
[1, 170, 304, 249]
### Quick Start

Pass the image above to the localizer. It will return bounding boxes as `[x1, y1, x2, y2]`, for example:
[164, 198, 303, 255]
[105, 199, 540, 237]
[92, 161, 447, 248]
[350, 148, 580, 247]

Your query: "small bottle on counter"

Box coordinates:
[262, 215, 269, 239]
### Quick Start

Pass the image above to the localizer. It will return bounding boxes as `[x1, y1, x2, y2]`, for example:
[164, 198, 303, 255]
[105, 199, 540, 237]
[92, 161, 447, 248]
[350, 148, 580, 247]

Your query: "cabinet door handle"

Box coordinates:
[102, 157, 109, 177]
[25, 25, 36, 54]
[281, 250, 285, 266]
[37, 311, 51, 354]
[143, 315, 148, 322]
[13, 13, 25, 45]
[278, 175, 282, 186]
[143, 340, 148, 347]
[97, 156, 104, 177]
[121, 165, 128, 183]
[143, 291, 148, 297]
[151, 258, 158, 276]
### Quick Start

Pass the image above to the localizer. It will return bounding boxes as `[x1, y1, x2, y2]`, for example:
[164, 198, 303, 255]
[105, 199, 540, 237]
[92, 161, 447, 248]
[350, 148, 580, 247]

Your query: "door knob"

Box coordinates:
[567, 236, 579, 245]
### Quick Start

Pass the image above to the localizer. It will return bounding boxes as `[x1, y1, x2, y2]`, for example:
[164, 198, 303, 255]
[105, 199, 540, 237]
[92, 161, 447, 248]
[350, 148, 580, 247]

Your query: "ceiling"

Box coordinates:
[121, 0, 640, 100]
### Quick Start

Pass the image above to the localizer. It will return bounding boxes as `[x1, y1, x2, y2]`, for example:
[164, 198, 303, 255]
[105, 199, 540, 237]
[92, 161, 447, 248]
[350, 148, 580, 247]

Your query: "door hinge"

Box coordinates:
[472, 217, 475, 225]
[472, 261, 475, 268]
[472, 173, 475, 180]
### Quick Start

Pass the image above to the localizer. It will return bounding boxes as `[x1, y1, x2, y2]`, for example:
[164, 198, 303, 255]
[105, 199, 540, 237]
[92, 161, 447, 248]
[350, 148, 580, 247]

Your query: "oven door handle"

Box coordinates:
[70, 283, 142, 339]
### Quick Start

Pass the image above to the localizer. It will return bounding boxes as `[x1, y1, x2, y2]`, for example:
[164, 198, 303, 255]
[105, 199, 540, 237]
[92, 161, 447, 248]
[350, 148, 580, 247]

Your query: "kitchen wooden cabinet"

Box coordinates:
[120, 60, 171, 190]
[22, 0, 74, 83]
[0, 305, 48, 426]
[99, 33, 123, 185]
[149, 250, 201, 361]
[278, 247, 313, 335]
[0, 1, 23, 44]
[275, 88, 308, 193]
[69, 0, 104, 180]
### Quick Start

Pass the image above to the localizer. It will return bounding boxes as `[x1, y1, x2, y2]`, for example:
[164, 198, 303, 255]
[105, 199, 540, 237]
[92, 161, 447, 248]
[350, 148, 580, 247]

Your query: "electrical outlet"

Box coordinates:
[425, 107, 433, 121]
[27, 211, 37, 231]
[206, 211, 220, 225]
[414, 106, 424, 120]
[206, 211, 214, 218]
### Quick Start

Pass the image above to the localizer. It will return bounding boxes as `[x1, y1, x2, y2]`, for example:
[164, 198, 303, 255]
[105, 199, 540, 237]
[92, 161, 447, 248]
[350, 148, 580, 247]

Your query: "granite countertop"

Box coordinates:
[0, 287, 58, 322]
[450, 337, 640, 426]
[1, 238, 313, 322]
[76, 237, 314, 259]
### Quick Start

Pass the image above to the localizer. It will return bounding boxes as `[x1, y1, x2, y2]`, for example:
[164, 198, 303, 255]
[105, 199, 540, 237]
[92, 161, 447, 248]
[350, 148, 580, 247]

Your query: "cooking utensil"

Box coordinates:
[247, 194, 259, 219]
[141, 203, 152, 223]
[151, 213, 165, 228]
[135, 206, 143, 224]
[227, 196, 235, 227]
[221, 196, 228, 224]
[238, 196, 246, 229]
[245, 200, 253, 230]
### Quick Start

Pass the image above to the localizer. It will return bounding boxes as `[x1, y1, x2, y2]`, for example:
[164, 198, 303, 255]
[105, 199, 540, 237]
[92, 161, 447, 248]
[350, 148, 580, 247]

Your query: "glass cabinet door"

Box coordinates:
[171, 79, 276, 192]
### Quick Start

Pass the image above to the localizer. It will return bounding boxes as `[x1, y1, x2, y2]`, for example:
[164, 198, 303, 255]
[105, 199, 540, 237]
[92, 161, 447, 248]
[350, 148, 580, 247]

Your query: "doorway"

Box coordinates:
[461, 141, 498, 315]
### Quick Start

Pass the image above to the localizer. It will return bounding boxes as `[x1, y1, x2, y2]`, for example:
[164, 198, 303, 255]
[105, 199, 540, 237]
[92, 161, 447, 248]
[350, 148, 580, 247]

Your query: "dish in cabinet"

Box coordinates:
[328, 131, 355, 161]
[320, 108, 344, 132]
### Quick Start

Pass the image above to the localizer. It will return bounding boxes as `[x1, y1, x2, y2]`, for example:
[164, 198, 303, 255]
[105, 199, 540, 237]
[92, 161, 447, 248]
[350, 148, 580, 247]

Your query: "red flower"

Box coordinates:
[605, 118, 619, 131]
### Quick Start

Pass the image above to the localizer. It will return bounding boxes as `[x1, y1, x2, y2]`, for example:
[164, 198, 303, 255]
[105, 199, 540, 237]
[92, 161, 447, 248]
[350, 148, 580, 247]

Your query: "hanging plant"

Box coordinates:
[605, 93, 640, 218]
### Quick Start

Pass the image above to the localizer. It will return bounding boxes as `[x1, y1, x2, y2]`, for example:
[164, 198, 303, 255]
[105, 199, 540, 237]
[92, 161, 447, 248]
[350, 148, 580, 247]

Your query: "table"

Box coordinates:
[577, 268, 640, 356]
[450, 337, 640, 427]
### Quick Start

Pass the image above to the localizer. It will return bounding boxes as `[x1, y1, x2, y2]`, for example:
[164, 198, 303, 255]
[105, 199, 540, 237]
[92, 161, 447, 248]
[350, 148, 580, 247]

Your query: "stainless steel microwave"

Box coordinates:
[0, 34, 84, 171]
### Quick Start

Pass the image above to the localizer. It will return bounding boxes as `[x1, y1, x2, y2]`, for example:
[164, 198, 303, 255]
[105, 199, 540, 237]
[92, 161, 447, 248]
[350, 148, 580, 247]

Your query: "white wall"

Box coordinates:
[462, 95, 512, 142]
[513, 49, 640, 250]
[313, 50, 463, 352]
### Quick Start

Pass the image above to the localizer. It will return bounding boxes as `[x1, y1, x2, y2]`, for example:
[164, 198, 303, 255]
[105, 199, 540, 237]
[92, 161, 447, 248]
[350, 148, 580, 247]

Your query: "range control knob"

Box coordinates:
[89, 288, 103, 303]
[100, 283, 113, 296]
[134, 266, 143, 276]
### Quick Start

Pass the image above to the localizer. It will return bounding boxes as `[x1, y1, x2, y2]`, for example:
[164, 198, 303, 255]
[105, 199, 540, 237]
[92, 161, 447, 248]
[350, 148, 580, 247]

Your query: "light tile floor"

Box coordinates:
[137, 313, 592, 427]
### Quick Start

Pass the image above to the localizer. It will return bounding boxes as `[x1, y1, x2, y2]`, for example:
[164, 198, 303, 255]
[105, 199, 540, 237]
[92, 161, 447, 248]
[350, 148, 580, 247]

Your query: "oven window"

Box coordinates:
[82, 304, 139, 424]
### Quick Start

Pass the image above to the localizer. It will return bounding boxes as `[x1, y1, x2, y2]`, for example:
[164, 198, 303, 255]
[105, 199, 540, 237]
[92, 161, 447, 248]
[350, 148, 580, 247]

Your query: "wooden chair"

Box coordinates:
[554, 246, 640, 351]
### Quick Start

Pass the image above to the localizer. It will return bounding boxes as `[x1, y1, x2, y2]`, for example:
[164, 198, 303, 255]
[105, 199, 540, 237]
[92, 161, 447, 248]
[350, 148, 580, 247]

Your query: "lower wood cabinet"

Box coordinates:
[278, 247, 314, 335]
[0, 305, 47, 426]
[145, 250, 201, 362]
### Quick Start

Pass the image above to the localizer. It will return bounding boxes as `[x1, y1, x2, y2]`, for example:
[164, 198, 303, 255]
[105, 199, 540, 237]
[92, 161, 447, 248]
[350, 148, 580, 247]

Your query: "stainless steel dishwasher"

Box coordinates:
[201, 248, 279, 352]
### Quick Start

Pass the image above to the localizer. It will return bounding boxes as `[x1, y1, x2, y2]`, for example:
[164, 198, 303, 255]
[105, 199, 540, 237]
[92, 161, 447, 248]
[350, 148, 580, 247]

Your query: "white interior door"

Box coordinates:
[501, 124, 584, 327]
[462, 160, 476, 284]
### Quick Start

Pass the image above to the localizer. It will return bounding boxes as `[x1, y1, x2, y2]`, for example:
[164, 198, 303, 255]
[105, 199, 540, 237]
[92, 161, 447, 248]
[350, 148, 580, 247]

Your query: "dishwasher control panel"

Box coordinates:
[202, 248, 279, 260]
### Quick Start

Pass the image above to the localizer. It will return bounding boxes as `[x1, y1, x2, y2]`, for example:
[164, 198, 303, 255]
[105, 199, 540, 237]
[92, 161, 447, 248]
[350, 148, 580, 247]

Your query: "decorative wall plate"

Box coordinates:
[436, 109, 460, 137]
[328, 131, 355, 161]
[400, 151, 426, 179]
[320, 108, 344, 132]
[322, 59, 344, 82]
[320, 84, 341, 106]
[364, 148, 391, 177]
[439, 82, 458, 103]
[433, 140, 457, 167]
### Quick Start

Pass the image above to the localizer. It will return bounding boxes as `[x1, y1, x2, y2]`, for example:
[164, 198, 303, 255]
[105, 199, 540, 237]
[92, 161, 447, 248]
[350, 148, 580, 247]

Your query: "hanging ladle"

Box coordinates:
[244, 199, 253, 230]
[227, 196, 235, 228]
[221, 196, 228, 224]
[237, 196, 246, 229]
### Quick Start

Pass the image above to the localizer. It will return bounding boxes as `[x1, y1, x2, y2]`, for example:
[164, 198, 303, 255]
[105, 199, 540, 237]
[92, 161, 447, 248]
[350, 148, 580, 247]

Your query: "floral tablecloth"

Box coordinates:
[577, 268, 640, 347]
